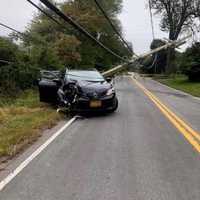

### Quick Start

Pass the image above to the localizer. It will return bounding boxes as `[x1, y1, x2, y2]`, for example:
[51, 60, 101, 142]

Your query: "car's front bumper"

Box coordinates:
[71, 95, 118, 113]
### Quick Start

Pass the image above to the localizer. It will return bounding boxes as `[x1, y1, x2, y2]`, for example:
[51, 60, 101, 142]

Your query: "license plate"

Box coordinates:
[90, 100, 102, 108]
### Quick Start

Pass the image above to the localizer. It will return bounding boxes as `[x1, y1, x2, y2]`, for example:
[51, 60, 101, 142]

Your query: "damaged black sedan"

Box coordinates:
[38, 69, 118, 113]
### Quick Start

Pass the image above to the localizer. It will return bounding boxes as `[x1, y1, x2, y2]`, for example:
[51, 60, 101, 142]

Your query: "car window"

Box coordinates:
[66, 71, 105, 82]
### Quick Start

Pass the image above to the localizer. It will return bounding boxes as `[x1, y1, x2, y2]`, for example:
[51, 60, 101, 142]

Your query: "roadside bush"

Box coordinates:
[0, 37, 18, 67]
[0, 63, 39, 97]
[185, 63, 200, 82]
[0, 37, 64, 97]
[180, 42, 200, 82]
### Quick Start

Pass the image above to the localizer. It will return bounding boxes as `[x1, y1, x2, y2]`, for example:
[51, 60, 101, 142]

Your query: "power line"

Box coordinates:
[0, 22, 24, 37]
[27, 0, 129, 62]
[26, 0, 66, 28]
[38, 0, 128, 62]
[0, 21, 46, 44]
[93, 0, 133, 55]
[148, 0, 155, 39]
[1, 1, 127, 62]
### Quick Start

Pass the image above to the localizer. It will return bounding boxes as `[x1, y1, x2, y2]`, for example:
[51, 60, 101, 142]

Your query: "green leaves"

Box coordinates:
[0, 0, 131, 95]
[25, 0, 129, 69]
[0, 37, 18, 65]
[180, 42, 200, 72]
[54, 34, 81, 66]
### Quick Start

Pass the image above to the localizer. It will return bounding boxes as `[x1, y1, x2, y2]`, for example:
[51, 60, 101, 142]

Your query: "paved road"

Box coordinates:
[139, 77, 200, 132]
[0, 76, 200, 200]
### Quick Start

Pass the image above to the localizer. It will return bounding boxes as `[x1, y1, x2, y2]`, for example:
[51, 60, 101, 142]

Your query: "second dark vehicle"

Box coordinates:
[38, 69, 118, 113]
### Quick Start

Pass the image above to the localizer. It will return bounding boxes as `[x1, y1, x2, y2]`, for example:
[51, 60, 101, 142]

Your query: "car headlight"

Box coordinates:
[106, 88, 115, 96]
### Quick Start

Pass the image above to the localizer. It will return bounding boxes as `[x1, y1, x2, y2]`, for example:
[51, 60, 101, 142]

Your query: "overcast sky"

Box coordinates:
[0, 0, 168, 54]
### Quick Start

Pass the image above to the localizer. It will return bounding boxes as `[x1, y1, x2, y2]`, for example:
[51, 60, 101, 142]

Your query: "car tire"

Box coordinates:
[110, 98, 118, 112]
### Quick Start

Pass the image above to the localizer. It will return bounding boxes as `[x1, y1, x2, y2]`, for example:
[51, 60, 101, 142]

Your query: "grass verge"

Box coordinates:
[155, 75, 200, 97]
[0, 90, 63, 159]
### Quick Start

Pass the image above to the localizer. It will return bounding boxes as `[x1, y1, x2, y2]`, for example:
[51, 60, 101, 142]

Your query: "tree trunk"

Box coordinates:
[166, 47, 176, 75]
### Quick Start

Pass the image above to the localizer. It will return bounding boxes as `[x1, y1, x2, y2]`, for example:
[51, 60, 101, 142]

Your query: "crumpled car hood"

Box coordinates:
[77, 81, 111, 94]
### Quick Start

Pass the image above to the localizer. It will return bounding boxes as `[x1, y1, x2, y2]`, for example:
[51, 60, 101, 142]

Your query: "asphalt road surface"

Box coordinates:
[0, 76, 200, 200]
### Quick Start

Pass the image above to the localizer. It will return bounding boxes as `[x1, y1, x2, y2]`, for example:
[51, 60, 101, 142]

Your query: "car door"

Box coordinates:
[38, 71, 62, 103]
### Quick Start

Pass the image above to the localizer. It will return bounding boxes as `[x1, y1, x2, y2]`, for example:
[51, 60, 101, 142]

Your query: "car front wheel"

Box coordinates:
[110, 98, 118, 112]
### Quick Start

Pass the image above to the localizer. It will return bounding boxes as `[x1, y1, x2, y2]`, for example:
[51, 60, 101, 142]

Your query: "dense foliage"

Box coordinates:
[24, 0, 129, 70]
[179, 42, 200, 81]
[0, 0, 131, 96]
[0, 37, 38, 95]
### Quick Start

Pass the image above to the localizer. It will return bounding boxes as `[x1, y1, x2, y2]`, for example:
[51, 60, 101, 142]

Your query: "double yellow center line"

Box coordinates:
[131, 77, 200, 153]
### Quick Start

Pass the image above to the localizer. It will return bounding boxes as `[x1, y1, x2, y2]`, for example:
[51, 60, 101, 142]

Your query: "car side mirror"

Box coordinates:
[106, 77, 112, 83]
[53, 79, 62, 86]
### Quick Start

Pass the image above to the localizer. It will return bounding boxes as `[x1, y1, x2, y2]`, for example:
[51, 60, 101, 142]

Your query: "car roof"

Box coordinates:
[67, 69, 98, 73]
[65, 69, 104, 81]
[66, 69, 101, 76]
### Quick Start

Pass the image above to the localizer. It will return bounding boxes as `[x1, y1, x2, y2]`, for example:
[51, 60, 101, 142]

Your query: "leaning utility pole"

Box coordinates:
[102, 34, 191, 77]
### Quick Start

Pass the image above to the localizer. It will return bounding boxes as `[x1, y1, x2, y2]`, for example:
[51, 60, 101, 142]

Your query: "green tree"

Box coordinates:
[0, 37, 18, 66]
[150, 0, 200, 74]
[0, 0, 131, 96]
[24, 0, 130, 70]
[0, 37, 39, 95]
[180, 42, 200, 71]
[55, 34, 81, 67]
[29, 45, 62, 70]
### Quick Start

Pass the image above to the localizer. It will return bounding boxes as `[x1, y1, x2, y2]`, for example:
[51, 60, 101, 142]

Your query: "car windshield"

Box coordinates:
[66, 70, 105, 82]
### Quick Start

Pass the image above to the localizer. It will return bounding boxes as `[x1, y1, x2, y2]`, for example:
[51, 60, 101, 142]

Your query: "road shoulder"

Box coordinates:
[0, 120, 70, 183]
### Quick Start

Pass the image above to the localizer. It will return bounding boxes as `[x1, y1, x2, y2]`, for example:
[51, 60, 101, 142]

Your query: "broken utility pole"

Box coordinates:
[102, 34, 192, 77]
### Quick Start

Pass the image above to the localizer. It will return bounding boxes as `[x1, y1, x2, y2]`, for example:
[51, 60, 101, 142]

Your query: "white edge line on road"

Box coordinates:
[0, 116, 77, 192]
